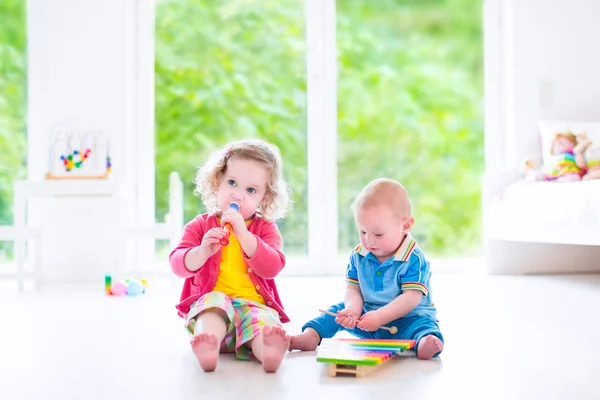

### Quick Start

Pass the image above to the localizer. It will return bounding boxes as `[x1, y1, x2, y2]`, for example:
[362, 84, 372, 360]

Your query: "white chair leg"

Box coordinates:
[14, 190, 26, 293]
[34, 233, 43, 290]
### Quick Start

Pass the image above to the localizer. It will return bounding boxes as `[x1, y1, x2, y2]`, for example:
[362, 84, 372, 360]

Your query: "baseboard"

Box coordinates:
[485, 240, 600, 274]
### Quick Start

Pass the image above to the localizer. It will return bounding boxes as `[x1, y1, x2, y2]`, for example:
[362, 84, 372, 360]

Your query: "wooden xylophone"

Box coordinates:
[316, 338, 416, 377]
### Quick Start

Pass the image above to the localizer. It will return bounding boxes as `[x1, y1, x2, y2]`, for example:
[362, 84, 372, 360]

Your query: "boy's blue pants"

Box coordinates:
[302, 302, 444, 357]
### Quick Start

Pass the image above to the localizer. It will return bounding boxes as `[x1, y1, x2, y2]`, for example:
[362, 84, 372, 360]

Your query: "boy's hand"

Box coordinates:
[357, 311, 382, 332]
[221, 209, 247, 237]
[198, 227, 227, 257]
[335, 308, 361, 329]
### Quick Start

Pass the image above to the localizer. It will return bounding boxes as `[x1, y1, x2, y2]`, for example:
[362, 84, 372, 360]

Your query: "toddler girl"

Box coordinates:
[169, 139, 291, 373]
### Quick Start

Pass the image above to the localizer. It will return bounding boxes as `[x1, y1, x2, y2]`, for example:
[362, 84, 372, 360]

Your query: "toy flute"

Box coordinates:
[319, 309, 399, 334]
[219, 202, 240, 246]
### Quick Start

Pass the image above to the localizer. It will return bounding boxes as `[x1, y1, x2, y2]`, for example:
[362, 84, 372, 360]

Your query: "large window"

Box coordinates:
[153, 0, 483, 273]
[0, 0, 27, 263]
[155, 0, 308, 260]
[337, 0, 484, 257]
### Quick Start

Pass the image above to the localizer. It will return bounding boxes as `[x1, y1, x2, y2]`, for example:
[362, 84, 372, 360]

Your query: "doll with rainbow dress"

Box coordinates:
[545, 131, 583, 182]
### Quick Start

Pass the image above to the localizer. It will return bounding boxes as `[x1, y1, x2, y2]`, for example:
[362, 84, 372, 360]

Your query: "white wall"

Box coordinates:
[28, 0, 133, 181]
[503, 0, 600, 164]
[26, 0, 152, 283]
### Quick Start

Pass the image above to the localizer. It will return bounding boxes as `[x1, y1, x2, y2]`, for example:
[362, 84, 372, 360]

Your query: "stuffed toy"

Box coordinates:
[545, 131, 582, 182]
[574, 134, 600, 180]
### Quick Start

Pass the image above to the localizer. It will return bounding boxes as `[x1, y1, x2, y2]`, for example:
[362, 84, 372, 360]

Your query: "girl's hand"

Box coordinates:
[221, 208, 247, 237]
[357, 311, 382, 332]
[335, 308, 361, 329]
[198, 227, 227, 257]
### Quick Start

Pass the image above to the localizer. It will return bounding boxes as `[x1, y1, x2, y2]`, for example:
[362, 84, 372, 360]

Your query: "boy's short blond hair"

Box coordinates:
[194, 139, 291, 222]
[353, 178, 412, 219]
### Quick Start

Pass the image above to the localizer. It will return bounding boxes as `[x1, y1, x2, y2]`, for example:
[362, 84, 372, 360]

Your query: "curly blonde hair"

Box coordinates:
[194, 139, 291, 222]
[551, 131, 578, 155]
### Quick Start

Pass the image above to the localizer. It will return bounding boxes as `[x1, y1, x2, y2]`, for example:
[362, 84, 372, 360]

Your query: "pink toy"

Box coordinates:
[110, 280, 128, 296]
[104, 273, 148, 296]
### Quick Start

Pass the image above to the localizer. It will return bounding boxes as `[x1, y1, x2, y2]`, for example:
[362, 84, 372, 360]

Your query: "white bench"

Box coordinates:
[5, 171, 184, 291]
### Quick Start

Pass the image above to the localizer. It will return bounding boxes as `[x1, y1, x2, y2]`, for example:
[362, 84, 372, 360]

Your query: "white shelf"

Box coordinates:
[13, 179, 126, 197]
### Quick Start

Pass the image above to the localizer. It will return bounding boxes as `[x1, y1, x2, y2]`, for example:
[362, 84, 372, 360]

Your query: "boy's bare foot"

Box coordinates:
[261, 326, 289, 373]
[190, 333, 220, 372]
[417, 335, 443, 360]
[288, 328, 320, 352]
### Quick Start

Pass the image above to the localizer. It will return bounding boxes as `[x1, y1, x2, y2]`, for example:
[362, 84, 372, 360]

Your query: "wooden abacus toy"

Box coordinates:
[316, 338, 416, 378]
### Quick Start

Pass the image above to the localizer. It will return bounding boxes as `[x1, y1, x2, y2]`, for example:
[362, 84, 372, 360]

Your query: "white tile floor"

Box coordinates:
[1, 273, 599, 400]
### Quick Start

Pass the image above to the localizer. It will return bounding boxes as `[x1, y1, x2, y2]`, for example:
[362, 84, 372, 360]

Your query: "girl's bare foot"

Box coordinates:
[261, 326, 289, 373]
[190, 333, 220, 372]
[417, 335, 443, 360]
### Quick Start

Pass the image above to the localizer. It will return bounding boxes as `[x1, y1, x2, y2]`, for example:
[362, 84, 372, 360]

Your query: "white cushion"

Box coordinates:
[538, 120, 600, 168]
[486, 179, 600, 246]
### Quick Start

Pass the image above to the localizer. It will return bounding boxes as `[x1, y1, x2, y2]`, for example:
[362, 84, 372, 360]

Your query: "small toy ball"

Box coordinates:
[110, 280, 128, 296]
[126, 279, 144, 296]
[140, 278, 149, 293]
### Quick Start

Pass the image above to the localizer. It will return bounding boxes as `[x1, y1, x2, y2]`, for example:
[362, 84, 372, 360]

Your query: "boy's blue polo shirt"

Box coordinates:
[345, 233, 436, 319]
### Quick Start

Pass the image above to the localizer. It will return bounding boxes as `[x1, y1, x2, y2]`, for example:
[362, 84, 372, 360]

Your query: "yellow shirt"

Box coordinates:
[212, 219, 265, 304]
